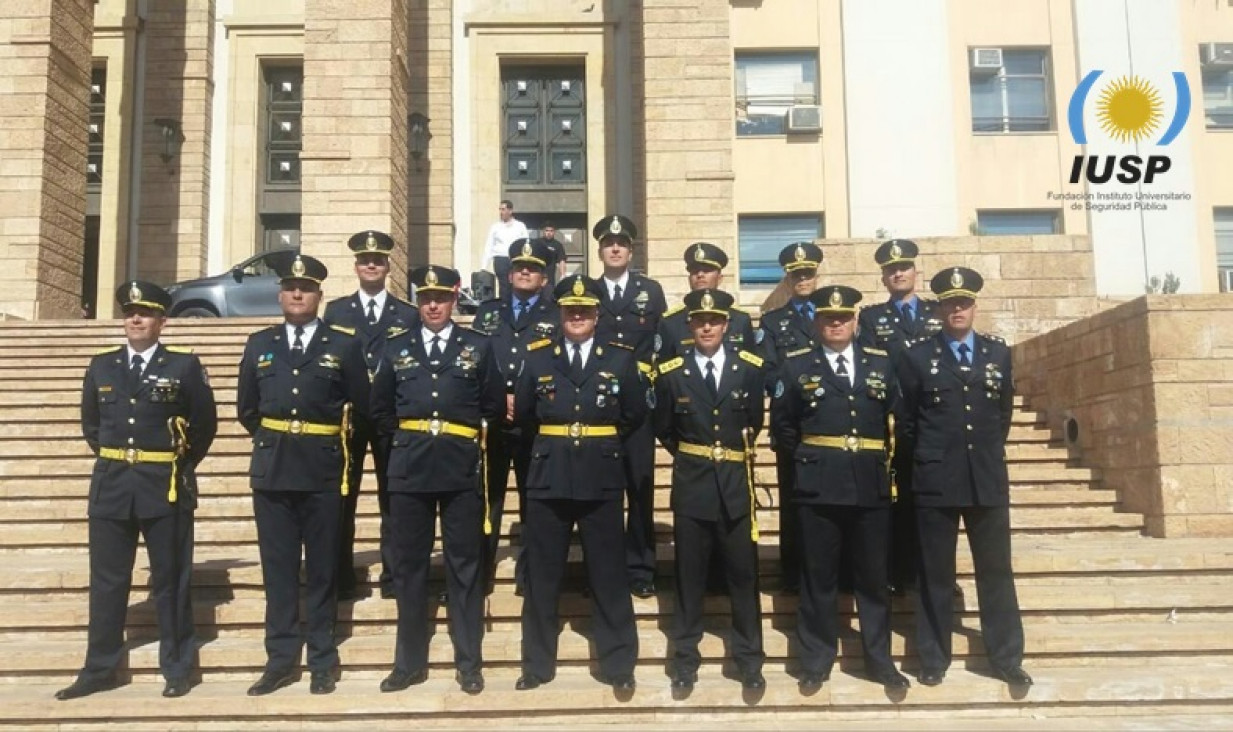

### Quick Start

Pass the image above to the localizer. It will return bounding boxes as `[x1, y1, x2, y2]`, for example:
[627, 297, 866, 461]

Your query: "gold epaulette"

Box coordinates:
[637, 361, 654, 375]
[657, 356, 684, 375]
[164, 346, 194, 354]
[863, 347, 888, 356]
[786, 346, 814, 358]
[608, 341, 635, 351]
[738, 350, 763, 368]
[527, 338, 552, 351]
[95, 345, 122, 355]
[663, 303, 685, 317]
[329, 324, 356, 336]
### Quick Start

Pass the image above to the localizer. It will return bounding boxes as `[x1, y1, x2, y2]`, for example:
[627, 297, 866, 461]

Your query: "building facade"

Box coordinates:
[3, 0, 1233, 320]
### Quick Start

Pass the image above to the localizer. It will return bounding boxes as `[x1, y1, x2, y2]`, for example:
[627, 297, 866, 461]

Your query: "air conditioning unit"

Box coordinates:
[787, 104, 821, 133]
[1221, 267, 1233, 293]
[970, 47, 1003, 74]
[1200, 42, 1233, 69]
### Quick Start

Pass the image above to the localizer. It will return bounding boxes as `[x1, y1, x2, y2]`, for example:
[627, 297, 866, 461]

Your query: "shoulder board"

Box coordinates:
[738, 350, 763, 368]
[663, 303, 685, 317]
[983, 333, 1006, 345]
[863, 347, 888, 357]
[164, 346, 194, 354]
[786, 346, 813, 359]
[906, 337, 932, 350]
[657, 356, 684, 375]
[387, 325, 408, 338]
[527, 338, 552, 351]
[95, 345, 122, 355]
[637, 361, 654, 376]
[329, 324, 356, 336]
[607, 340, 635, 351]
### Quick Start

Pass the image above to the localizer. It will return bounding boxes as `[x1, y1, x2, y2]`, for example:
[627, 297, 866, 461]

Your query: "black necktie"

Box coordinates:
[569, 344, 584, 381]
[705, 360, 718, 397]
[291, 326, 305, 354]
[613, 284, 623, 302]
[129, 354, 144, 389]
[957, 343, 972, 368]
[835, 353, 849, 384]
[366, 299, 378, 325]
[801, 302, 814, 321]
[901, 303, 914, 323]
[515, 299, 529, 324]
[429, 335, 443, 362]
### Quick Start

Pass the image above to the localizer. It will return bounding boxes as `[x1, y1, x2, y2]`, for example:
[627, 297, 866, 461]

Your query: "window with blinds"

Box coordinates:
[976, 209, 1061, 235]
[970, 48, 1054, 133]
[738, 214, 823, 285]
[1215, 208, 1233, 291]
[735, 52, 819, 136]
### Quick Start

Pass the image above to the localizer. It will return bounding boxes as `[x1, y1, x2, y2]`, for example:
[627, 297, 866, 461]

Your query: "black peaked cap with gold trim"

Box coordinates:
[684, 288, 733, 318]
[592, 214, 638, 244]
[684, 241, 729, 271]
[930, 266, 984, 300]
[347, 230, 395, 257]
[410, 265, 460, 294]
[874, 238, 919, 268]
[778, 241, 823, 272]
[809, 284, 862, 315]
[116, 280, 172, 312]
[271, 252, 328, 284]
[508, 237, 552, 269]
[554, 274, 602, 307]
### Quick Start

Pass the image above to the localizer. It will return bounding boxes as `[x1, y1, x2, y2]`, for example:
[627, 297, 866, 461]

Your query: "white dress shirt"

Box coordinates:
[284, 319, 320, 348]
[564, 337, 594, 368]
[693, 348, 727, 391]
[483, 218, 530, 269]
[603, 271, 630, 300]
[822, 343, 855, 386]
[125, 343, 159, 374]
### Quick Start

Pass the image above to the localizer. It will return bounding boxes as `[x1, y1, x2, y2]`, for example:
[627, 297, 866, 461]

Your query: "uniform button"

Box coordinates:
[617, 332, 625, 338]
[848, 395, 855, 401]
[965, 405, 972, 411]
[712, 409, 719, 415]
[292, 369, 299, 376]
[713, 425, 720, 430]
[432, 391, 439, 398]
[127, 437, 134, 445]
[128, 417, 135, 424]
[967, 444, 974, 450]
[433, 411, 440, 417]
[575, 405, 581, 412]
[966, 424, 973, 431]
[367, 353, 373, 360]
[129, 398, 137, 405]
[432, 374, 439, 380]
[506, 380, 514, 388]
[616, 316, 623, 322]
[963, 386, 969, 392]
[291, 408, 298, 416]
[850, 411, 857, 417]
[509, 363, 516, 370]
[511, 347, 518, 353]
[291, 388, 299, 395]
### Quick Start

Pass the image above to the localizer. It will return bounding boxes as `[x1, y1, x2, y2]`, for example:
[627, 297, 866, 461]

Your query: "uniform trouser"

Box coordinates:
[623, 420, 657, 584]
[388, 490, 484, 675]
[671, 511, 763, 676]
[339, 426, 392, 592]
[774, 449, 801, 587]
[252, 490, 341, 673]
[797, 504, 894, 676]
[82, 512, 195, 682]
[889, 453, 917, 589]
[484, 426, 530, 590]
[915, 505, 1025, 673]
[522, 497, 638, 681]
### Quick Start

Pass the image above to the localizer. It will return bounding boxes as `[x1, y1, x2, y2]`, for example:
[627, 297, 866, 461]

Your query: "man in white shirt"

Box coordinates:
[482, 200, 529, 299]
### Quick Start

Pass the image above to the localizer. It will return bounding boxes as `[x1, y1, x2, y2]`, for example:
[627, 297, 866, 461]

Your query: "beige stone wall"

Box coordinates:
[300, 0, 410, 296]
[406, 0, 451, 270]
[1015, 295, 1233, 538]
[138, 0, 215, 286]
[0, 0, 93, 319]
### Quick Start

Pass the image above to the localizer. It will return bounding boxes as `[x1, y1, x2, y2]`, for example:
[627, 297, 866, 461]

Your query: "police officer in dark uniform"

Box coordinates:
[57, 282, 217, 701]
[472, 238, 559, 595]
[370, 265, 503, 695]
[771, 285, 910, 692]
[896, 267, 1031, 688]
[591, 214, 667, 598]
[653, 288, 766, 692]
[655, 242, 757, 362]
[756, 241, 823, 595]
[237, 254, 370, 696]
[512, 274, 645, 691]
[856, 239, 943, 594]
[324, 230, 420, 600]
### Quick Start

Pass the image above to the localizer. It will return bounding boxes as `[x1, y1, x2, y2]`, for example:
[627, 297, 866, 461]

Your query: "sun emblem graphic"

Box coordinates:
[1095, 75, 1164, 143]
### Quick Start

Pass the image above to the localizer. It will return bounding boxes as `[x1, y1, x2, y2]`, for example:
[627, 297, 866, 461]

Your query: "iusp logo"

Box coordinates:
[1067, 70, 1190, 184]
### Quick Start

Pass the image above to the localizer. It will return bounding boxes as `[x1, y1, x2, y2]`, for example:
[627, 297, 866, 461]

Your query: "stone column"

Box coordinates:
[635, 0, 735, 300]
[137, 0, 215, 285]
[0, 0, 93, 319]
[301, 0, 411, 295]
[406, 0, 452, 270]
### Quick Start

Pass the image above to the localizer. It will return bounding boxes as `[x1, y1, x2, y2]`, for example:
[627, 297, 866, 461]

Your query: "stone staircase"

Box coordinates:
[1, 318, 1231, 728]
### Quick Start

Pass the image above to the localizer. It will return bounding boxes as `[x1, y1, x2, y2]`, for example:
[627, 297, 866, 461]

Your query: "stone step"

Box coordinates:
[2, 661, 1231, 725]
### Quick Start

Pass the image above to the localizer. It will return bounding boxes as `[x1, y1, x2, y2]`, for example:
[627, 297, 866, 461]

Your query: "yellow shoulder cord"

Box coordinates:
[481, 420, 492, 535]
[340, 403, 353, 497]
[742, 427, 759, 542]
[167, 416, 189, 503]
[887, 412, 898, 503]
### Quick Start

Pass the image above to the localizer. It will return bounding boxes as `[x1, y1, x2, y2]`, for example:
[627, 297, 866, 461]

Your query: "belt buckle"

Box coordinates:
[568, 422, 582, 439]
[124, 448, 138, 464]
[845, 435, 859, 451]
[711, 444, 726, 462]
[289, 419, 303, 435]
[429, 418, 443, 436]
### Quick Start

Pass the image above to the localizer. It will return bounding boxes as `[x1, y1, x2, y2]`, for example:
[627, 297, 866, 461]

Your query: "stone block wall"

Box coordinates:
[1015, 295, 1233, 537]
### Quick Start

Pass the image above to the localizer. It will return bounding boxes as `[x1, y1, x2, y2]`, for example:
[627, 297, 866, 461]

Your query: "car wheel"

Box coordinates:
[177, 307, 218, 318]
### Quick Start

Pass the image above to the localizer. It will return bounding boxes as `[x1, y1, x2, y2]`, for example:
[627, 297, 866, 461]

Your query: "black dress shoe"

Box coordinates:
[380, 583, 395, 600]
[309, 670, 336, 695]
[247, 669, 297, 696]
[798, 671, 830, 690]
[870, 667, 910, 690]
[515, 673, 547, 690]
[513, 584, 525, 597]
[670, 671, 696, 691]
[380, 668, 428, 692]
[162, 677, 192, 698]
[993, 665, 1034, 686]
[918, 669, 946, 686]
[55, 676, 117, 701]
[608, 673, 636, 691]
[741, 671, 766, 690]
[630, 580, 655, 599]
[458, 670, 484, 694]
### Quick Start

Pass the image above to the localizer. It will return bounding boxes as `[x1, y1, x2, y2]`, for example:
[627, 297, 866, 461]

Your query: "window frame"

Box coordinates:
[975, 209, 1062, 236]
[734, 50, 820, 137]
[969, 47, 1055, 134]
[737, 213, 824, 286]
[1201, 68, 1233, 130]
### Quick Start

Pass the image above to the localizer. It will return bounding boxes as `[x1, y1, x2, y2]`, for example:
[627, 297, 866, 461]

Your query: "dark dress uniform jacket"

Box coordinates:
[595, 273, 667, 368]
[324, 292, 419, 378]
[473, 292, 559, 394]
[856, 297, 942, 357]
[82, 345, 217, 518]
[654, 306, 758, 362]
[513, 341, 648, 500]
[896, 332, 1013, 507]
[236, 323, 371, 490]
[758, 302, 819, 381]
[370, 326, 505, 493]
[771, 345, 898, 507]
[652, 346, 765, 521]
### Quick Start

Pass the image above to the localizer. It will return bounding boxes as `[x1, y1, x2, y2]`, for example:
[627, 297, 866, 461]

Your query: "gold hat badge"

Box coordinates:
[950, 268, 964, 289]
[794, 244, 806, 261]
[609, 218, 622, 235]
[889, 242, 902, 259]
[829, 289, 843, 308]
[522, 241, 533, 257]
[291, 257, 306, 278]
[572, 277, 585, 296]
[364, 233, 378, 251]
[700, 292, 715, 311]
[425, 267, 439, 286]
[694, 245, 706, 262]
[128, 282, 142, 303]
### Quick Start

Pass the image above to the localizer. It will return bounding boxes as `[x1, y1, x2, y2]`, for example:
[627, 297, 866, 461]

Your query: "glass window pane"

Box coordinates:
[1003, 50, 1045, 75]
[738, 215, 823, 285]
[1215, 208, 1233, 268]
[1202, 71, 1233, 128]
[970, 75, 1003, 131]
[977, 210, 1060, 235]
[735, 52, 818, 137]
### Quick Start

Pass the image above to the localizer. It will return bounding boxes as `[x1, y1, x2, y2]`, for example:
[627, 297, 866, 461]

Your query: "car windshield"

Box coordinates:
[241, 253, 283, 277]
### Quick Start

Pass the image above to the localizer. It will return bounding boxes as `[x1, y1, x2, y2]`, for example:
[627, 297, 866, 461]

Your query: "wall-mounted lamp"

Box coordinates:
[408, 112, 431, 169]
[154, 118, 182, 163]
